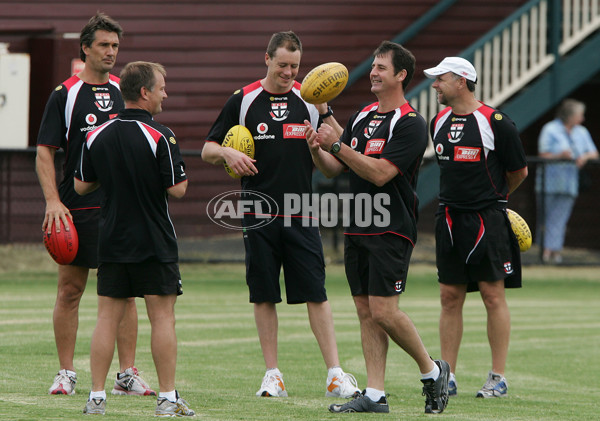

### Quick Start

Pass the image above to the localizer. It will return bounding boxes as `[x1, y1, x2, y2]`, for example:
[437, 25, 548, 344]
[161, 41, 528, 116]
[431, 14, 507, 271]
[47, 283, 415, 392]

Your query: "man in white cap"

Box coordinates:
[424, 57, 528, 399]
[423, 57, 478, 84]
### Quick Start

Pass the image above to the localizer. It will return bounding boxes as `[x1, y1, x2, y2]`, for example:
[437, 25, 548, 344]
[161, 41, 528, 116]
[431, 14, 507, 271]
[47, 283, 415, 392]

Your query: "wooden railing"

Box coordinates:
[408, 0, 600, 152]
[560, 0, 600, 54]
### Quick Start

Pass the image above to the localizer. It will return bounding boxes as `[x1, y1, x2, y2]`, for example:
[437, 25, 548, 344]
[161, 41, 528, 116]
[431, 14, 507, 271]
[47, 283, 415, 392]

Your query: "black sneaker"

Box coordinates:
[421, 360, 450, 414]
[329, 390, 389, 413]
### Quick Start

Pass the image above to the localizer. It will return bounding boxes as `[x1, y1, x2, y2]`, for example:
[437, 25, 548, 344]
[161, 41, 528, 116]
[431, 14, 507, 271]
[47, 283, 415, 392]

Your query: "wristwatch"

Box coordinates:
[320, 106, 334, 119]
[330, 139, 342, 154]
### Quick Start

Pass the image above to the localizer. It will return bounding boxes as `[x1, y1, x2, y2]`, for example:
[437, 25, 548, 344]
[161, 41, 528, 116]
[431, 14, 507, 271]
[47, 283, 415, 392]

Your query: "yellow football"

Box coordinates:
[507, 209, 532, 252]
[300, 62, 349, 104]
[222, 125, 254, 179]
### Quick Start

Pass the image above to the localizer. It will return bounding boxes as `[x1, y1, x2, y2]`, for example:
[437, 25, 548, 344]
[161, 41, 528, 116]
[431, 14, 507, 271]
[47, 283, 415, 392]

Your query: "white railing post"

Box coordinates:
[539, 1, 548, 59]
[560, 0, 600, 54]
[410, 0, 599, 133]
[502, 28, 510, 89]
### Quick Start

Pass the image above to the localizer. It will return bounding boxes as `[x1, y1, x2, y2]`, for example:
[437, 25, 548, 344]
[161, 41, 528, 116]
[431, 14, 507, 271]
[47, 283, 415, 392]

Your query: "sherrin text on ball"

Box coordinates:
[300, 62, 348, 104]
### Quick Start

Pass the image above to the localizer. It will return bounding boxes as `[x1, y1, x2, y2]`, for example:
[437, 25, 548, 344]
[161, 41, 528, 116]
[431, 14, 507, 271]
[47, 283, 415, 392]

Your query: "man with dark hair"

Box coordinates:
[36, 13, 154, 397]
[306, 40, 450, 415]
[424, 56, 528, 398]
[78, 12, 123, 61]
[202, 31, 360, 399]
[75, 61, 193, 417]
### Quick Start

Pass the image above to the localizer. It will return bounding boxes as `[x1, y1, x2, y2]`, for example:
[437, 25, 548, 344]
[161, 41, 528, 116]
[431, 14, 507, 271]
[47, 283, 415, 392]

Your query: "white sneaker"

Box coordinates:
[49, 369, 77, 395]
[326, 370, 360, 398]
[256, 369, 288, 397]
[448, 372, 457, 396]
[83, 397, 106, 415]
[111, 367, 156, 396]
[476, 371, 508, 398]
[155, 391, 195, 417]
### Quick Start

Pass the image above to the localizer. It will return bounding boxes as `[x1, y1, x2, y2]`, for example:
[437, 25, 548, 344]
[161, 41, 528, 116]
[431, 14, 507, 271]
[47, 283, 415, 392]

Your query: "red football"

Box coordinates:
[43, 218, 79, 265]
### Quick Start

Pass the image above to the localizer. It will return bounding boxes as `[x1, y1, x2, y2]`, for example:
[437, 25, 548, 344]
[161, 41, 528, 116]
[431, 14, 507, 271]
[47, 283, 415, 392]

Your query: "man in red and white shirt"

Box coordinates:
[310, 41, 450, 415]
[75, 61, 192, 417]
[36, 13, 153, 398]
[425, 56, 528, 399]
[202, 31, 360, 401]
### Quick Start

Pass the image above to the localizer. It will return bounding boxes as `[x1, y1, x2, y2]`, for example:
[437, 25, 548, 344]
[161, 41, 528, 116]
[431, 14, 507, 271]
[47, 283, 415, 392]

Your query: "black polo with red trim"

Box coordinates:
[338, 102, 428, 244]
[205, 80, 321, 212]
[37, 74, 124, 210]
[430, 104, 527, 211]
[75, 109, 187, 263]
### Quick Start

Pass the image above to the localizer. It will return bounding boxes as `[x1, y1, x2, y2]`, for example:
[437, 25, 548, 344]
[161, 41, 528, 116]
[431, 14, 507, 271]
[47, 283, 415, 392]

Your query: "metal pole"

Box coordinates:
[549, 0, 562, 105]
[539, 161, 546, 264]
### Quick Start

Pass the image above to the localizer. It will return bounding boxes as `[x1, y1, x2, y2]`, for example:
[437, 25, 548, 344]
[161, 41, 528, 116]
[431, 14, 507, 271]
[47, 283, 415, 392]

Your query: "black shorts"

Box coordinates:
[70, 208, 100, 268]
[344, 233, 413, 297]
[97, 259, 183, 298]
[435, 206, 522, 292]
[243, 216, 326, 304]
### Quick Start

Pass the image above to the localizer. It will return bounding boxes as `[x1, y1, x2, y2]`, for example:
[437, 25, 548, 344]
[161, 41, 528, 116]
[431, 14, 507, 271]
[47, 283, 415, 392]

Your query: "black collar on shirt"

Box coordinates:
[118, 108, 153, 120]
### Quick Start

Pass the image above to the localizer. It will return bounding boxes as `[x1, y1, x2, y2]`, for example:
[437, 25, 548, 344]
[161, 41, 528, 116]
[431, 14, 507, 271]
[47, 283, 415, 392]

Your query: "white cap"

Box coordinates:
[424, 57, 477, 82]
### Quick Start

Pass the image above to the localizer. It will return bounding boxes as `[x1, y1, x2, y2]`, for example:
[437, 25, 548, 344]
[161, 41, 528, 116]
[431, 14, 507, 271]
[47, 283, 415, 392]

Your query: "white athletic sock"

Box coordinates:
[421, 362, 441, 381]
[89, 390, 106, 400]
[328, 366, 343, 379]
[159, 390, 177, 403]
[63, 369, 76, 378]
[266, 367, 281, 376]
[364, 387, 385, 402]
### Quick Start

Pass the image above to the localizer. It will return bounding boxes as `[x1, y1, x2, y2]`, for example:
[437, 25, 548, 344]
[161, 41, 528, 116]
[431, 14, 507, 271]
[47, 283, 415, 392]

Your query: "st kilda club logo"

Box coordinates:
[269, 102, 289, 121]
[94, 92, 114, 112]
[364, 119, 382, 139]
[448, 123, 464, 143]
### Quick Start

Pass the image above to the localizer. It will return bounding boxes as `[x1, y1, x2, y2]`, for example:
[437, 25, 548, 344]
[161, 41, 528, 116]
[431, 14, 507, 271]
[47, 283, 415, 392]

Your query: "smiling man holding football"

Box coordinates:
[202, 31, 360, 400]
[306, 40, 450, 415]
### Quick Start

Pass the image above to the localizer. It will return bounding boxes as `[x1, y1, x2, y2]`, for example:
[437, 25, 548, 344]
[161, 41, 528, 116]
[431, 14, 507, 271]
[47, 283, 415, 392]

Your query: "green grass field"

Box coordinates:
[1, 252, 599, 420]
